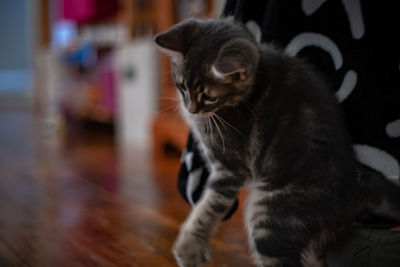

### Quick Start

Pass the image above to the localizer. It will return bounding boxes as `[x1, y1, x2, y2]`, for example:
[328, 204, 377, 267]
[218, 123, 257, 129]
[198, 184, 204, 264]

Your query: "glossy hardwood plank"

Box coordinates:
[0, 110, 253, 266]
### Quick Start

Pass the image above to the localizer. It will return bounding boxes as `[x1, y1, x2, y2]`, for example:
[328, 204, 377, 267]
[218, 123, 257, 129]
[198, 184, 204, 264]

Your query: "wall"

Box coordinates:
[0, 0, 35, 92]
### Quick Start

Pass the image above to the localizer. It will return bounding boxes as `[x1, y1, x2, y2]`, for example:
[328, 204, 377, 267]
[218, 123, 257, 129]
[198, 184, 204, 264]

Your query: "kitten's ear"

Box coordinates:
[154, 29, 183, 55]
[211, 57, 247, 83]
[211, 38, 259, 83]
[154, 19, 200, 56]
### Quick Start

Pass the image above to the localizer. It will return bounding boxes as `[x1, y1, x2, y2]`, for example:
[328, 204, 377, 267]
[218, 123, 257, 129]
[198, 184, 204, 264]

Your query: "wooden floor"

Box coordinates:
[0, 110, 253, 267]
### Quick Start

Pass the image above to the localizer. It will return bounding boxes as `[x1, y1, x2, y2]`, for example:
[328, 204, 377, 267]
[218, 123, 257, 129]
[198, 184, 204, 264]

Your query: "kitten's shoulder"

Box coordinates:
[259, 42, 325, 78]
[256, 42, 306, 78]
[259, 42, 303, 65]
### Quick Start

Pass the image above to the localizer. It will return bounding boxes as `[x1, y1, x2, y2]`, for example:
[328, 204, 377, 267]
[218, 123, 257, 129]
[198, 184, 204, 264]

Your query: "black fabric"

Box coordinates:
[177, 0, 400, 220]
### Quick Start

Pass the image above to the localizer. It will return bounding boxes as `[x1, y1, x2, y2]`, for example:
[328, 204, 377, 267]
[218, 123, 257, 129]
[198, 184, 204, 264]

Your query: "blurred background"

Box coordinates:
[1, 0, 225, 165]
[0, 1, 253, 266]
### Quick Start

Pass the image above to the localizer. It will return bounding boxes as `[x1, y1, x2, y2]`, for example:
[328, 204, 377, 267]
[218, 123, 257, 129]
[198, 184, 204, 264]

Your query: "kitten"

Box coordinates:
[154, 18, 400, 267]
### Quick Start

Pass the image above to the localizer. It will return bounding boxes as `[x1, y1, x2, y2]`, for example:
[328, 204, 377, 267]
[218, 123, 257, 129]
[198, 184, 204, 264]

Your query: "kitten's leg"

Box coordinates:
[245, 184, 328, 267]
[173, 165, 244, 267]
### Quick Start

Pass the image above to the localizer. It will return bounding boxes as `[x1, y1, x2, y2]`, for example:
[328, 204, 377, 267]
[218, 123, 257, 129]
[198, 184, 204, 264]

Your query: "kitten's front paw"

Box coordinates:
[173, 230, 211, 267]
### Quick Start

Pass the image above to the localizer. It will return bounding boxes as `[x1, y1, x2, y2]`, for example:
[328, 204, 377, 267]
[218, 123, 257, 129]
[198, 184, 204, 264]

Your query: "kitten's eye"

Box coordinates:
[202, 93, 218, 105]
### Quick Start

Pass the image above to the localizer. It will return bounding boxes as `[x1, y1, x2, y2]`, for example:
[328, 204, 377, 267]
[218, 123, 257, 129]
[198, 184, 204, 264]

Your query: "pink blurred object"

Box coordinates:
[61, 0, 95, 23]
[97, 55, 116, 117]
[60, 0, 119, 23]
[391, 226, 400, 231]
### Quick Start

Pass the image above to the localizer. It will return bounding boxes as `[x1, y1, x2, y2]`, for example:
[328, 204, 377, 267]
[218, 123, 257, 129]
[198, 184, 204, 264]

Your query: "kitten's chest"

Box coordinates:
[190, 115, 252, 162]
[191, 122, 222, 153]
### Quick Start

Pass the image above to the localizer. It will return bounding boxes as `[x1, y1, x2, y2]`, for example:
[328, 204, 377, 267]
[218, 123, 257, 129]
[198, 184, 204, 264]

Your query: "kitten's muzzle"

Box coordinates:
[186, 106, 214, 117]
[187, 102, 200, 114]
[188, 105, 199, 114]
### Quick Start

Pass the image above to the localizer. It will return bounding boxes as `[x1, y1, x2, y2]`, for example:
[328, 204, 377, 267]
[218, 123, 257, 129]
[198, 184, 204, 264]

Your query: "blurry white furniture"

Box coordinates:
[115, 38, 158, 150]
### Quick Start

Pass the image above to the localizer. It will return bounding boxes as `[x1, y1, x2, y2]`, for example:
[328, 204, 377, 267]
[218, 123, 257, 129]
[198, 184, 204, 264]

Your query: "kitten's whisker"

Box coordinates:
[164, 106, 182, 124]
[159, 105, 184, 124]
[213, 113, 228, 133]
[207, 119, 213, 135]
[159, 104, 179, 114]
[207, 117, 212, 135]
[214, 113, 244, 137]
[211, 115, 225, 153]
[160, 97, 180, 102]
[156, 97, 181, 108]
[208, 117, 214, 136]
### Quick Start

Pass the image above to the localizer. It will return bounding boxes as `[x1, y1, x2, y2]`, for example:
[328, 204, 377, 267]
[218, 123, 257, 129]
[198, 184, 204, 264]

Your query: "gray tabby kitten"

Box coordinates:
[154, 18, 400, 267]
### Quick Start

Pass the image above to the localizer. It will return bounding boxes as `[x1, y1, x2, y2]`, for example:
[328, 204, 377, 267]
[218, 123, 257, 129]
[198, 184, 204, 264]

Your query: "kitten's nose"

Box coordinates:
[188, 103, 199, 114]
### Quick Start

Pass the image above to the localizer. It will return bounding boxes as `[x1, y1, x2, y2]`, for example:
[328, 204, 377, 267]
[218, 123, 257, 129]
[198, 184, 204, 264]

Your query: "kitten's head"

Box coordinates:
[154, 18, 259, 115]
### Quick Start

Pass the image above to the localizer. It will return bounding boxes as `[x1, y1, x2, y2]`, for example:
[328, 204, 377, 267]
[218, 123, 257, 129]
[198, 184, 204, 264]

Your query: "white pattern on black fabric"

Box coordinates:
[186, 167, 204, 205]
[386, 119, 400, 138]
[184, 151, 194, 171]
[302, 0, 365, 39]
[181, 148, 187, 162]
[341, 0, 365, 39]
[287, 1, 399, 185]
[336, 70, 357, 102]
[301, 0, 328, 16]
[286, 33, 343, 69]
[246, 20, 262, 44]
[285, 32, 357, 102]
[354, 144, 400, 185]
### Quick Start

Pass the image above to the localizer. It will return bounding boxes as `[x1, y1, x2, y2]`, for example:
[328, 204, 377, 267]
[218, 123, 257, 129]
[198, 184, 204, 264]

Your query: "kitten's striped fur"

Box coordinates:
[155, 18, 400, 267]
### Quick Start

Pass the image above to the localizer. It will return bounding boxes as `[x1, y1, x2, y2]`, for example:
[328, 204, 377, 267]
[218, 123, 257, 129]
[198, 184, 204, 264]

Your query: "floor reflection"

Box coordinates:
[0, 110, 251, 266]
